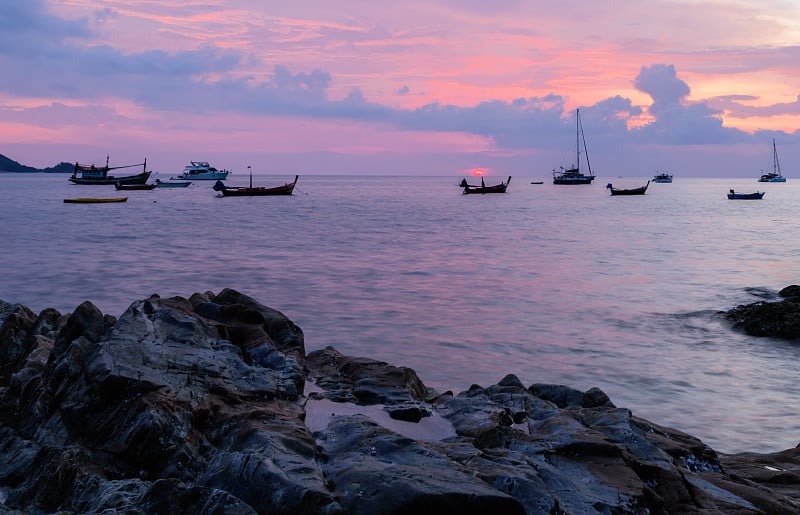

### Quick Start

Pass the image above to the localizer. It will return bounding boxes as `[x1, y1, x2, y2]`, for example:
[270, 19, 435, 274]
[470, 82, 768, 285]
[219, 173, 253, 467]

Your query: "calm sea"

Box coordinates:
[2, 173, 799, 454]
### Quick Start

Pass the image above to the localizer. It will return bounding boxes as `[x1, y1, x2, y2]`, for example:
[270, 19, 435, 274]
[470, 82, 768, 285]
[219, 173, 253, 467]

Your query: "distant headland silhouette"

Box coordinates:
[0, 153, 73, 173]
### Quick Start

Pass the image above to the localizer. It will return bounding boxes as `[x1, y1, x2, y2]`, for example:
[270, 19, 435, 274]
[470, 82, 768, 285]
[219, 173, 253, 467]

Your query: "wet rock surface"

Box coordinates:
[1, 290, 798, 514]
[724, 284, 800, 339]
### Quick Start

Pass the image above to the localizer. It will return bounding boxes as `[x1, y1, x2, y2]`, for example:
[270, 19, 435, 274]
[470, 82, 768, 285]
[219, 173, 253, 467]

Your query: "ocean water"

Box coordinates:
[2, 172, 799, 454]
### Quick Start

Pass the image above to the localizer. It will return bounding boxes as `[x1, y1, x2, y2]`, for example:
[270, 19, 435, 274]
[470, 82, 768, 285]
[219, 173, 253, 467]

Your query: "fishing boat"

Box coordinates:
[115, 183, 156, 191]
[727, 189, 764, 200]
[155, 179, 191, 188]
[758, 139, 786, 182]
[171, 161, 230, 180]
[213, 169, 298, 196]
[459, 176, 511, 194]
[653, 172, 673, 183]
[606, 181, 650, 196]
[69, 157, 150, 185]
[64, 197, 128, 204]
[553, 109, 595, 185]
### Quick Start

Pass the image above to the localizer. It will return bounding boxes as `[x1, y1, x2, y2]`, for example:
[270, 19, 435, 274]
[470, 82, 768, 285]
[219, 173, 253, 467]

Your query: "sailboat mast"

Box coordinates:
[576, 108, 580, 172]
[773, 138, 781, 175]
[578, 109, 593, 177]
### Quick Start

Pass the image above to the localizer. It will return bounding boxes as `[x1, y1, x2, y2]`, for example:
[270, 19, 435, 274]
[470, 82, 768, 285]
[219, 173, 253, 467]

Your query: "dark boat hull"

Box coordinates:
[460, 176, 511, 194]
[115, 183, 156, 190]
[609, 188, 647, 195]
[608, 181, 649, 196]
[70, 171, 151, 185]
[214, 175, 298, 196]
[728, 192, 764, 200]
[554, 176, 594, 185]
[155, 180, 191, 188]
[64, 197, 128, 203]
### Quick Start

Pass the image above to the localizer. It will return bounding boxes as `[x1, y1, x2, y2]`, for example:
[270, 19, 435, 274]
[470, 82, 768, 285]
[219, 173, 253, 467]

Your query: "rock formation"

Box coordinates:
[1, 289, 798, 514]
[724, 284, 800, 339]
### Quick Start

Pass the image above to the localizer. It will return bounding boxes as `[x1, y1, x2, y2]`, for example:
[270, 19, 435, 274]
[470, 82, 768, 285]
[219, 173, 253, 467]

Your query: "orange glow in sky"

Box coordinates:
[2, 1, 799, 176]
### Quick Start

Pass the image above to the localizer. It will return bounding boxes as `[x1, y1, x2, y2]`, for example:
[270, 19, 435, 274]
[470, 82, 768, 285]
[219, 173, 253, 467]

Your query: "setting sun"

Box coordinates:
[471, 169, 485, 177]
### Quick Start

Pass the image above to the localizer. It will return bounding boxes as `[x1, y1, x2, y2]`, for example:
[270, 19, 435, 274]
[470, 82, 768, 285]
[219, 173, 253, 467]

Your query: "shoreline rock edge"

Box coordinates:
[0, 289, 797, 514]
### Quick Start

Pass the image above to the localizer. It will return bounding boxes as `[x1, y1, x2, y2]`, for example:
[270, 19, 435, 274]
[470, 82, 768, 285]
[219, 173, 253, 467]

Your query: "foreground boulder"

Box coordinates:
[724, 285, 800, 339]
[0, 290, 798, 514]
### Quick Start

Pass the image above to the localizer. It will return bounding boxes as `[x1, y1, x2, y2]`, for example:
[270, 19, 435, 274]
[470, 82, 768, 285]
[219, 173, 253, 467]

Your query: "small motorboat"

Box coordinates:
[727, 189, 764, 200]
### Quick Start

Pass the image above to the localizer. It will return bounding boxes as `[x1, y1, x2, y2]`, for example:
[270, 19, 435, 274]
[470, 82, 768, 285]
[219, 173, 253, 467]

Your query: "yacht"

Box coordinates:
[757, 139, 786, 183]
[552, 109, 595, 185]
[653, 172, 673, 183]
[171, 161, 230, 180]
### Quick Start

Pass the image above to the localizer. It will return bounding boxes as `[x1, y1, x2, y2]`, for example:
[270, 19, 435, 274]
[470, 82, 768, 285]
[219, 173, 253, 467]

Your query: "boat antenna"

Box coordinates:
[248, 165, 252, 189]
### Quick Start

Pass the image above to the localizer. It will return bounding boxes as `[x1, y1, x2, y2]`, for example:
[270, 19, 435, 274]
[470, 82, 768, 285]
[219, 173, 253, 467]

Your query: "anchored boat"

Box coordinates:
[69, 156, 150, 185]
[758, 139, 786, 182]
[64, 197, 128, 204]
[171, 161, 230, 180]
[213, 169, 298, 196]
[553, 109, 595, 185]
[459, 176, 511, 194]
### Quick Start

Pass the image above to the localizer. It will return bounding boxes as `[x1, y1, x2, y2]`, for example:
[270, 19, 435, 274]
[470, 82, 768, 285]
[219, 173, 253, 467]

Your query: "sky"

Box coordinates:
[1, 0, 799, 177]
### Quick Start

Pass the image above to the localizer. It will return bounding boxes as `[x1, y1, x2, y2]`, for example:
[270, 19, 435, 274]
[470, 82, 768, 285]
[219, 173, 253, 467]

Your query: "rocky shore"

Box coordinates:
[1, 288, 799, 514]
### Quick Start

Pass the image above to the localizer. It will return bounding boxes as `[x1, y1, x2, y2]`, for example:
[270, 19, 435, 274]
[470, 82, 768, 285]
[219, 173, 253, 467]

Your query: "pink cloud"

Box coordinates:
[2, 0, 799, 176]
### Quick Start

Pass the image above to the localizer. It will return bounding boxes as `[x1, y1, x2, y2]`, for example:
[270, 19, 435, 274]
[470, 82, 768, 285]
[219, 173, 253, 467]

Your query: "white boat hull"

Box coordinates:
[170, 172, 229, 180]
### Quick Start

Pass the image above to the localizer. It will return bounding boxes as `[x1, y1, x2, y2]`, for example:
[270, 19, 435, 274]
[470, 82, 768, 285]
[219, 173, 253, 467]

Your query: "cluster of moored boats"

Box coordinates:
[65, 159, 299, 203]
[66, 125, 787, 203]
[458, 110, 786, 200]
[459, 171, 774, 200]
[68, 159, 230, 187]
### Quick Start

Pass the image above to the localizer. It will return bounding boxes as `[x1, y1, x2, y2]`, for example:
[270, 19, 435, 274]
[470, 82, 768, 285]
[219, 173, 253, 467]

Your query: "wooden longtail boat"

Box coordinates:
[606, 181, 649, 196]
[459, 176, 511, 194]
[213, 172, 298, 196]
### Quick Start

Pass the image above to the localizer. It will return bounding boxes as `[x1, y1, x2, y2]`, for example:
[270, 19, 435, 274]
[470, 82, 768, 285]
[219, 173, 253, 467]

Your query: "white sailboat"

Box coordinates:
[758, 139, 786, 183]
[553, 108, 595, 185]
